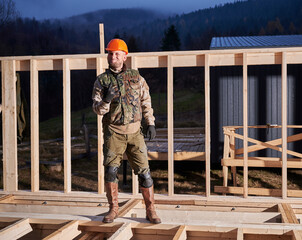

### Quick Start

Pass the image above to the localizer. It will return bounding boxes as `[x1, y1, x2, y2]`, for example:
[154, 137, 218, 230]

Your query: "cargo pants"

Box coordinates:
[103, 125, 150, 182]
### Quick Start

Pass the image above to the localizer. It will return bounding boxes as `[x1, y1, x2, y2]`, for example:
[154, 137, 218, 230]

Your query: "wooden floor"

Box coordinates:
[1, 192, 302, 239]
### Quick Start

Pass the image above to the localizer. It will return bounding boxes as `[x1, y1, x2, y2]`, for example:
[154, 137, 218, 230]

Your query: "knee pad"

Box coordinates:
[138, 171, 153, 188]
[105, 166, 119, 182]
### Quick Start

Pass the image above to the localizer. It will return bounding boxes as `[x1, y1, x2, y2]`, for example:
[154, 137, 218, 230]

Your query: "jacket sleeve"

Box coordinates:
[92, 78, 110, 116]
[140, 76, 155, 126]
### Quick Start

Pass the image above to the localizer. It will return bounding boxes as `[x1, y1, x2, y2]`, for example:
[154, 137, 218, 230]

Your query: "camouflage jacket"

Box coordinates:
[92, 67, 155, 126]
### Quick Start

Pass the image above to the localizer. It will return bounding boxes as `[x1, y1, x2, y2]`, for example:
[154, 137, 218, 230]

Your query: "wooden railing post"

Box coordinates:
[2, 60, 18, 191]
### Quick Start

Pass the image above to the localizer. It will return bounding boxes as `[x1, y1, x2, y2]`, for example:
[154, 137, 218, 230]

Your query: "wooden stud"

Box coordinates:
[281, 52, 288, 199]
[242, 52, 248, 198]
[63, 58, 71, 193]
[173, 225, 187, 240]
[2, 60, 18, 192]
[278, 203, 299, 224]
[99, 23, 105, 54]
[0, 218, 32, 239]
[30, 59, 39, 192]
[291, 230, 302, 240]
[107, 223, 133, 240]
[167, 55, 174, 196]
[204, 53, 211, 197]
[118, 199, 141, 217]
[43, 220, 81, 240]
[131, 56, 139, 196]
[96, 57, 105, 194]
[237, 228, 244, 240]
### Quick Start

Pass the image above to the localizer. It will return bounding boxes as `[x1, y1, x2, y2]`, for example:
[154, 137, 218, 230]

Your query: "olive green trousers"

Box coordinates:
[103, 126, 150, 179]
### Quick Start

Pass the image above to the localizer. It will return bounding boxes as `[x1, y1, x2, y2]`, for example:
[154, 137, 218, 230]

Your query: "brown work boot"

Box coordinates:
[103, 182, 119, 223]
[140, 185, 161, 224]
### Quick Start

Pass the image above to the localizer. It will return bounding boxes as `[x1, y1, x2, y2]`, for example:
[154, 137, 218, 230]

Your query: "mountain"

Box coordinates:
[54, 0, 302, 52]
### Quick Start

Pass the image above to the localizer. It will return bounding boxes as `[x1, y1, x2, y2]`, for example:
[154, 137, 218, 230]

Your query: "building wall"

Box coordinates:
[210, 64, 302, 164]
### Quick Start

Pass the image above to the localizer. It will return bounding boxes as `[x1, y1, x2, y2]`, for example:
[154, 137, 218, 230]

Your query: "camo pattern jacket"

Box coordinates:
[92, 67, 155, 126]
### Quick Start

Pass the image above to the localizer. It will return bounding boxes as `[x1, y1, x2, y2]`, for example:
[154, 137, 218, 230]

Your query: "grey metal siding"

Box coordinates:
[210, 64, 302, 164]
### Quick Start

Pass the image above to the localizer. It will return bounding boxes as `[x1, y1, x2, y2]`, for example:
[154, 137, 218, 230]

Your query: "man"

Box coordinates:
[92, 38, 161, 224]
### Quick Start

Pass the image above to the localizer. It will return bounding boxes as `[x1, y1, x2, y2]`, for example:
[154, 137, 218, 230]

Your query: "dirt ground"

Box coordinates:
[6, 138, 302, 195]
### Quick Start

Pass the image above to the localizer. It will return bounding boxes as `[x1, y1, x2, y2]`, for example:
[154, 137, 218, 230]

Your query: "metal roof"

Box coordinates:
[210, 35, 302, 49]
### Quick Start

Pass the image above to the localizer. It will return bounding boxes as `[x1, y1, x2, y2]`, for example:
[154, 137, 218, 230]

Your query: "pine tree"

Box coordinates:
[160, 25, 181, 51]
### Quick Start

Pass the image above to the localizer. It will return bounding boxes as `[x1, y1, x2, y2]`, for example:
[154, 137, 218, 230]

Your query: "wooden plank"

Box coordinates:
[96, 57, 105, 194]
[0, 218, 32, 239]
[173, 225, 187, 240]
[204, 53, 211, 197]
[131, 56, 139, 196]
[278, 203, 299, 224]
[107, 222, 133, 240]
[292, 230, 302, 240]
[225, 130, 302, 159]
[0, 194, 14, 202]
[30, 59, 40, 192]
[237, 228, 244, 240]
[2, 60, 18, 192]
[118, 199, 141, 217]
[235, 133, 302, 155]
[215, 186, 302, 198]
[281, 51, 287, 199]
[167, 55, 174, 196]
[243, 52, 248, 198]
[221, 158, 302, 168]
[99, 23, 105, 54]
[43, 220, 81, 240]
[63, 58, 71, 193]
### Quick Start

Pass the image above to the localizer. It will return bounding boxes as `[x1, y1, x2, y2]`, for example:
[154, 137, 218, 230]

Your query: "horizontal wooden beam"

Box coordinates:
[43, 220, 81, 240]
[0, 218, 32, 239]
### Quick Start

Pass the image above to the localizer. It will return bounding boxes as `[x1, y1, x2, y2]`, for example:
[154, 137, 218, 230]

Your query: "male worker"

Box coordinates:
[92, 39, 161, 224]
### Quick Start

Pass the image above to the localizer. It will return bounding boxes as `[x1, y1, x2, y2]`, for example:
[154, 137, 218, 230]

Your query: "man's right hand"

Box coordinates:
[103, 84, 119, 103]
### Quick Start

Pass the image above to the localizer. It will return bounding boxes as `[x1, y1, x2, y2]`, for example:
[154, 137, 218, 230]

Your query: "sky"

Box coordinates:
[14, 0, 234, 20]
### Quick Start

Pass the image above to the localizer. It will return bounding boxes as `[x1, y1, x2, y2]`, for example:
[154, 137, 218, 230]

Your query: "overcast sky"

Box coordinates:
[14, 0, 234, 20]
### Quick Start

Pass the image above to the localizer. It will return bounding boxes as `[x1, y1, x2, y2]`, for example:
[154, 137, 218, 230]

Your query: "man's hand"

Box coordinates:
[103, 83, 119, 103]
[146, 125, 156, 141]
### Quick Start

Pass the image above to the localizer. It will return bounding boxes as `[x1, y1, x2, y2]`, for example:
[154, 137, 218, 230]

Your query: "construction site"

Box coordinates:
[1, 24, 302, 239]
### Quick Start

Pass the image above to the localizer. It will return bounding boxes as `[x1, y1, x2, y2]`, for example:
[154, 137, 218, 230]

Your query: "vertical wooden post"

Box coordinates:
[30, 59, 39, 192]
[1, 60, 18, 192]
[167, 55, 174, 196]
[96, 57, 105, 194]
[97, 24, 106, 194]
[281, 52, 288, 199]
[131, 56, 139, 195]
[204, 54, 211, 197]
[63, 58, 71, 193]
[99, 24, 105, 55]
[243, 52, 248, 198]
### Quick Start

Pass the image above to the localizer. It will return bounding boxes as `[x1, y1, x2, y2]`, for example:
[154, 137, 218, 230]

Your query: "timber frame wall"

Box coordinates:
[1, 24, 302, 199]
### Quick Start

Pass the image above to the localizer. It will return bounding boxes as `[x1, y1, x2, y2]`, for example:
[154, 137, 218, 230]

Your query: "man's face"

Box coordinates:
[107, 50, 127, 71]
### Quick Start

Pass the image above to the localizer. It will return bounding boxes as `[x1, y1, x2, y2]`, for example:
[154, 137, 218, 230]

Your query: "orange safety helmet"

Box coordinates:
[105, 39, 128, 55]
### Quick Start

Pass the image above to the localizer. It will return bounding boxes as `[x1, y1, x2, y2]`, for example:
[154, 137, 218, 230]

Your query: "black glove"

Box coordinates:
[146, 125, 156, 141]
[103, 83, 119, 103]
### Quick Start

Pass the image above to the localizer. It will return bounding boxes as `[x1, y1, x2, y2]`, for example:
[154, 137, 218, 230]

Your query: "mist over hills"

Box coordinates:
[55, 0, 302, 52]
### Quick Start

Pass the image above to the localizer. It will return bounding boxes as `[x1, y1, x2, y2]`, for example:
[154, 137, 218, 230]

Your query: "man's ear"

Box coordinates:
[123, 54, 127, 62]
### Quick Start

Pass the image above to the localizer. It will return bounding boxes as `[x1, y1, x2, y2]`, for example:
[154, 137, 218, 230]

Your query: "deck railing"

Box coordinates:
[1, 24, 302, 198]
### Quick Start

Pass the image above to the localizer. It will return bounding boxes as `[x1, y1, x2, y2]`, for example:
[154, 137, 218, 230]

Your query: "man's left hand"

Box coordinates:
[146, 125, 156, 141]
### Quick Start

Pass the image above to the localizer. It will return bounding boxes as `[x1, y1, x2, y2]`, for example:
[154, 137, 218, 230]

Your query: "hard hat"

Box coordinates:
[105, 39, 128, 55]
